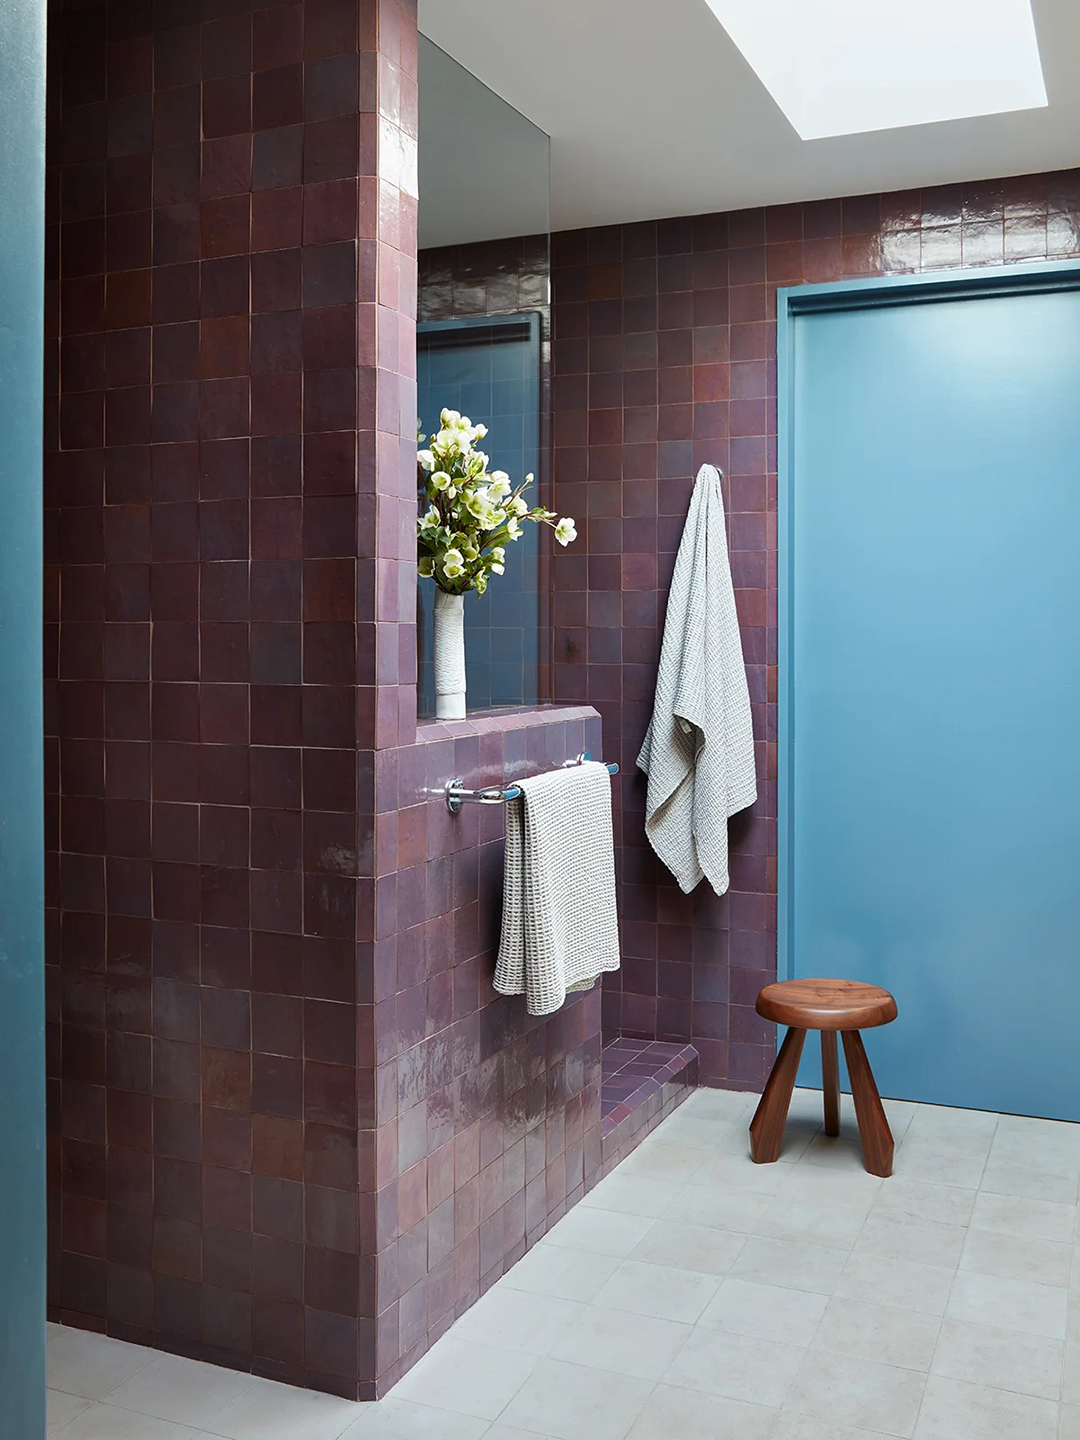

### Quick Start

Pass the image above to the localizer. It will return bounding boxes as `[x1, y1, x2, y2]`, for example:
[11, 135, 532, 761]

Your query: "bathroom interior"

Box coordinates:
[5, 0, 1080, 1434]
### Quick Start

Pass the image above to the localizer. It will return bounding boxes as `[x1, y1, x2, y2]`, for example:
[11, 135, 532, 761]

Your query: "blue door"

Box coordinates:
[780, 264, 1080, 1121]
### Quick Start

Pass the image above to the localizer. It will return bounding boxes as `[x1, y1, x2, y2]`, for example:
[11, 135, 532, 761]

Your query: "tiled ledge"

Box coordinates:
[599, 1038, 699, 1174]
[415, 703, 600, 742]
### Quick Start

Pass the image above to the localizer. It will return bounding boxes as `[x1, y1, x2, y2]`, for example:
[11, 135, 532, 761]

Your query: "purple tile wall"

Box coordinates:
[549, 169, 1080, 1092]
[45, 0, 420, 1399]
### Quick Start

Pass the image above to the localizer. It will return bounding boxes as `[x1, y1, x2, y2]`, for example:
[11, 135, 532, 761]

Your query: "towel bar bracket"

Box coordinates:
[444, 779, 522, 815]
[444, 752, 618, 815]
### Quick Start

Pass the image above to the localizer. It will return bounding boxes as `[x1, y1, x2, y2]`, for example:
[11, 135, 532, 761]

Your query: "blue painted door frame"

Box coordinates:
[777, 260, 1080, 1119]
[0, 0, 47, 1428]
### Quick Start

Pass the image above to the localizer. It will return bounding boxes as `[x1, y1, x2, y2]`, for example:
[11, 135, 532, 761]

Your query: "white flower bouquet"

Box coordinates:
[417, 408, 576, 596]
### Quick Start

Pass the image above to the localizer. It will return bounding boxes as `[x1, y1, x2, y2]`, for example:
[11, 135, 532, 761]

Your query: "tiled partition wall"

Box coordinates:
[45, 0, 419, 1398]
[548, 169, 1080, 1091]
[46, 0, 617, 1399]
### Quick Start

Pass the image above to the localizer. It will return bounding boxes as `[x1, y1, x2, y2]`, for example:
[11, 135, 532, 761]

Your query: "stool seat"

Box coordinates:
[756, 978, 897, 1032]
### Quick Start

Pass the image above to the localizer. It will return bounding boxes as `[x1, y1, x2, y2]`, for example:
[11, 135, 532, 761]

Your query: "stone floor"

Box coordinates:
[47, 1085, 1080, 1439]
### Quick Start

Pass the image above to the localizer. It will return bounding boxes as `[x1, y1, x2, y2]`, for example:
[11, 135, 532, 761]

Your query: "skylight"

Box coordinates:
[702, 0, 1048, 140]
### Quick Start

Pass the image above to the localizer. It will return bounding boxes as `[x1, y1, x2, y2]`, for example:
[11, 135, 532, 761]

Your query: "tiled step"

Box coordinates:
[600, 1037, 698, 1172]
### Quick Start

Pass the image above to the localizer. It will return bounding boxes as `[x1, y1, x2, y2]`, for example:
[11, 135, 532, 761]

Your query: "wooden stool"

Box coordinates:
[749, 978, 898, 1177]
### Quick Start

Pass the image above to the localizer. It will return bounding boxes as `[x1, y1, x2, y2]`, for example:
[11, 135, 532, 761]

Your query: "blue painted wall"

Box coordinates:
[0, 0, 47, 1426]
[417, 314, 542, 714]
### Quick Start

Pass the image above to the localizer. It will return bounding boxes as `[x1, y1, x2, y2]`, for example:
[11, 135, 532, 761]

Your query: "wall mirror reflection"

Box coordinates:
[416, 37, 551, 716]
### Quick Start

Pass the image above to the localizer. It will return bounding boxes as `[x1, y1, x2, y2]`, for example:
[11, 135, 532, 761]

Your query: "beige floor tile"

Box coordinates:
[662, 1182, 773, 1234]
[683, 1087, 756, 1123]
[855, 1214, 965, 1270]
[500, 1243, 621, 1302]
[755, 1196, 867, 1249]
[992, 1120, 1080, 1169]
[629, 1218, 745, 1275]
[785, 1088, 830, 1129]
[498, 1359, 654, 1440]
[786, 1349, 926, 1437]
[46, 1326, 154, 1402]
[580, 1174, 684, 1219]
[207, 1376, 363, 1440]
[1060, 1404, 1080, 1439]
[663, 1325, 805, 1408]
[913, 1374, 1058, 1440]
[811, 1296, 940, 1371]
[893, 1138, 989, 1189]
[103, 1351, 257, 1430]
[931, 1317, 1063, 1401]
[775, 1162, 882, 1212]
[970, 1189, 1077, 1243]
[485, 1429, 560, 1440]
[987, 1141, 1080, 1188]
[687, 1153, 792, 1195]
[946, 1271, 1068, 1340]
[542, 1206, 657, 1258]
[773, 1414, 895, 1440]
[801, 1131, 884, 1171]
[389, 1338, 537, 1422]
[980, 1160, 1080, 1206]
[836, 1251, 954, 1315]
[1064, 1307, 1080, 1404]
[550, 1306, 690, 1381]
[450, 1286, 583, 1354]
[697, 1276, 828, 1347]
[731, 1236, 848, 1295]
[906, 1105, 998, 1141]
[338, 1399, 488, 1439]
[48, 1403, 201, 1440]
[627, 1382, 778, 1440]
[799, 1098, 915, 1165]
[616, 1141, 709, 1185]
[869, 1177, 976, 1230]
[996, 1112, 1080, 1146]
[591, 1258, 720, 1323]
[960, 1227, 1073, 1287]
[47, 1390, 91, 1437]
[648, 1116, 748, 1153]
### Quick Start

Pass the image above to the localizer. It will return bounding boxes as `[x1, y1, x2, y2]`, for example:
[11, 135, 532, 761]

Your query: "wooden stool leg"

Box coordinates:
[749, 1027, 806, 1164]
[840, 1029, 894, 1177]
[821, 1030, 840, 1137]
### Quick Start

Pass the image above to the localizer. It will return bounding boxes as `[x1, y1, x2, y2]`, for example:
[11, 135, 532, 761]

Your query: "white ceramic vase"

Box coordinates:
[433, 588, 466, 719]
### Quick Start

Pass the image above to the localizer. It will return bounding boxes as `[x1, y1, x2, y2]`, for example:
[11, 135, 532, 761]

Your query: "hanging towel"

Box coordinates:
[494, 762, 620, 1016]
[637, 463, 757, 895]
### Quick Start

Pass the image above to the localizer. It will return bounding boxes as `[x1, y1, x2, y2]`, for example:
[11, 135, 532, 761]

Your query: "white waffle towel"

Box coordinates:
[637, 463, 757, 894]
[494, 761, 620, 1015]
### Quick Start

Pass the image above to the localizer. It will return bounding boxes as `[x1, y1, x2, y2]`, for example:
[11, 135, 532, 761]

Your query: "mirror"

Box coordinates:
[416, 36, 551, 715]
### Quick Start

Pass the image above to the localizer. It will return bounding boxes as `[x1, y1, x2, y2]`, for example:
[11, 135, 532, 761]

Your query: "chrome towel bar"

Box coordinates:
[444, 751, 619, 814]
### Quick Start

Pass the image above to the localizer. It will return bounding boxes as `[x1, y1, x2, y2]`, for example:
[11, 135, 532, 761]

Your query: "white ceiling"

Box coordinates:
[419, 0, 1080, 236]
